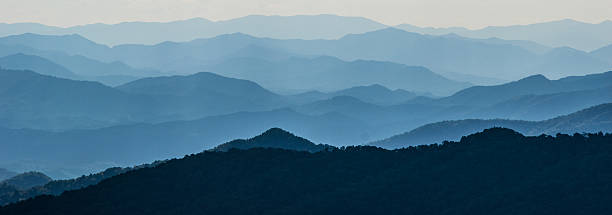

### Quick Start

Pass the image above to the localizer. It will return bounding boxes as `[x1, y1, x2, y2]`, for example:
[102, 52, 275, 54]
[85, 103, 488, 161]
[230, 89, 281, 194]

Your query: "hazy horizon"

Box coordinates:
[1, 0, 611, 29]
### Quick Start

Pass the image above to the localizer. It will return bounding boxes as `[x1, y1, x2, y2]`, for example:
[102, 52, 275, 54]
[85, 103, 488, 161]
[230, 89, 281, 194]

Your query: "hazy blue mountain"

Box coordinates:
[116, 72, 290, 119]
[591, 44, 612, 63]
[4, 128, 612, 214]
[373, 103, 612, 149]
[289, 84, 423, 105]
[212, 128, 335, 152]
[3, 31, 610, 84]
[0, 15, 387, 46]
[434, 71, 612, 107]
[0, 69, 157, 130]
[472, 86, 612, 120]
[396, 19, 612, 51]
[205, 56, 468, 95]
[0, 44, 155, 86]
[0, 169, 17, 182]
[0, 109, 373, 178]
[0, 54, 77, 79]
[0, 69, 299, 130]
[0, 33, 111, 59]
[0, 172, 51, 190]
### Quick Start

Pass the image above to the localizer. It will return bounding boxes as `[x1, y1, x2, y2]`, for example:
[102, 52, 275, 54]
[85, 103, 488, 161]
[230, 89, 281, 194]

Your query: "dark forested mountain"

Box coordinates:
[0, 169, 17, 182]
[373, 103, 612, 148]
[0, 172, 51, 190]
[205, 56, 469, 95]
[212, 128, 335, 152]
[396, 19, 612, 51]
[0, 54, 77, 79]
[0, 161, 165, 207]
[3, 128, 612, 214]
[0, 15, 388, 46]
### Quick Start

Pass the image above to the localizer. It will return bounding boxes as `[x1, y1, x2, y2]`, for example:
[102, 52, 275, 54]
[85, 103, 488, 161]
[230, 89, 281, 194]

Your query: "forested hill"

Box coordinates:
[2, 127, 612, 215]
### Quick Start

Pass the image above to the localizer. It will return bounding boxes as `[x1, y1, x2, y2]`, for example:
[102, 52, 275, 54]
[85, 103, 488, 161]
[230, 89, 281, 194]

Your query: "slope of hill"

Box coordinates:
[3, 128, 612, 214]
[0, 15, 388, 46]
[396, 19, 612, 51]
[0, 54, 77, 79]
[373, 103, 612, 148]
[0, 172, 51, 190]
[212, 128, 335, 152]
[0, 169, 17, 182]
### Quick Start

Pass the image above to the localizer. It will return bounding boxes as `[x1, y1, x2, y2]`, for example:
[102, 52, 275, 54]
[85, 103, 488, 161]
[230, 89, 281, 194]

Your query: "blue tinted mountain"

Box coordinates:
[0, 15, 387, 46]
[0, 169, 17, 182]
[0, 172, 51, 190]
[373, 103, 612, 148]
[289, 84, 422, 105]
[205, 56, 468, 95]
[396, 19, 612, 51]
[2, 30, 609, 84]
[0, 109, 373, 177]
[433, 71, 612, 107]
[0, 54, 77, 79]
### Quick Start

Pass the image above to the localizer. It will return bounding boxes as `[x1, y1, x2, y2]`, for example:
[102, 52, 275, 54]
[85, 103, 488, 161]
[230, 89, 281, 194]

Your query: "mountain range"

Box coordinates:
[373, 103, 612, 148]
[2, 15, 610, 52]
[3, 128, 612, 214]
[0, 15, 387, 46]
[1, 29, 609, 85]
[396, 19, 612, 51]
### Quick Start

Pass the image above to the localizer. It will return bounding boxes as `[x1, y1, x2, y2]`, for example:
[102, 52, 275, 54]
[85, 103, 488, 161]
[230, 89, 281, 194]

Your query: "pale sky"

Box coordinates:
[1, 0, 611, 29]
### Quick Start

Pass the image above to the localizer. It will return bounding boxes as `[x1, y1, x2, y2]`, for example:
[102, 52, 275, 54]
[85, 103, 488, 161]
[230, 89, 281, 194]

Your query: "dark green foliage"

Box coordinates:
[0, 162, 162, 206]
[2, 128, 612, 215]
[212, 128, 335, 152]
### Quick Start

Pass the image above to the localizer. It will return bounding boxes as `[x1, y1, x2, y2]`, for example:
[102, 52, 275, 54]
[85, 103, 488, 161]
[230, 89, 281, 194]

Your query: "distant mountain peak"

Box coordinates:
[212, 128, 333, 152]
[516, 74, 549, 83]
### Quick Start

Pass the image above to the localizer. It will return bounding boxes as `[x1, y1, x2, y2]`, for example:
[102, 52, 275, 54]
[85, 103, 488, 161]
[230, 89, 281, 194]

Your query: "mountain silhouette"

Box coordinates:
[3, 128, 612, 214]
[0, 109, 372, 178]
[2, 31, 609, 85]
[289, 84, 422, 105]
[373, 103, 612, 148]
[434, 71, 612, 106]
[0, 15, 387, 46]
[396, 18, 612, 51]
[0, 54, 77, 79]
[205, 56, 468, 96]
[0, 172, 51, 190]
[212, 128, 334, 152]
